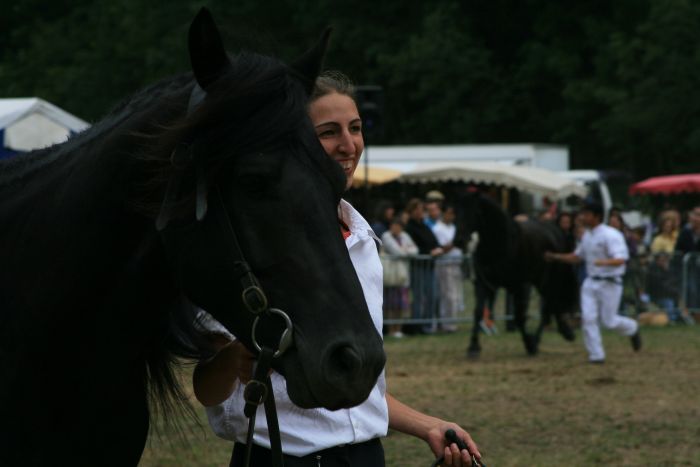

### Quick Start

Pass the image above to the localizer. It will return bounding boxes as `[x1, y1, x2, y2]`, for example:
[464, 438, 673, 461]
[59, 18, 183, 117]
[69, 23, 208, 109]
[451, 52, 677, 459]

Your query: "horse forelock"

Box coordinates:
[189, 52, 309, 155]
[131, 51, 317, 219]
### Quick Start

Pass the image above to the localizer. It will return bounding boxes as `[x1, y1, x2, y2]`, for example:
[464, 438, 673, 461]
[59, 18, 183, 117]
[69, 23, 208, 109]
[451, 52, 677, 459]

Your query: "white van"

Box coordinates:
[558, 170, 613, 221]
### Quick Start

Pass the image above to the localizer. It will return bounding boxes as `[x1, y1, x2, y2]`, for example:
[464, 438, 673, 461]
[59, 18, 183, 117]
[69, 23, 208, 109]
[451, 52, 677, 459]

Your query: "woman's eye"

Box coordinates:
[350, 124, 362, 134]
[317, 129, 335, 138]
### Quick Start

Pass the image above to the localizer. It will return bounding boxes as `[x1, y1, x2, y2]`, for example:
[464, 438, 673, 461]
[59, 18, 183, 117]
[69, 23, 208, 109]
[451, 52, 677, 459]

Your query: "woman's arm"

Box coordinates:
[594, 258, 626, 267]
[402, 232, 419, 255]
[192, 335, 256, 407]
[381, 232, 407, 255]
[387, 392, 481, 466]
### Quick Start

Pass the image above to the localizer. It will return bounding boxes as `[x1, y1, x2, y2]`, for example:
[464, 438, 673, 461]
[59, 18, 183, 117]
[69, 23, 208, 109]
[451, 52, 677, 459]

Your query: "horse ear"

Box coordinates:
[188, 8, 232, 89]
[290, 27, 332, 95]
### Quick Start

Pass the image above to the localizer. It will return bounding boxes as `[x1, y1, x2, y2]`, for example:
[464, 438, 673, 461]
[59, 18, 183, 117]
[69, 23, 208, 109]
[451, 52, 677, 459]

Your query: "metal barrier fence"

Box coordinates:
[624, 251, 700, 321]
[381, 251, 700, 329]
[681, 252, 700, 314]
[380, 253, 476, 330]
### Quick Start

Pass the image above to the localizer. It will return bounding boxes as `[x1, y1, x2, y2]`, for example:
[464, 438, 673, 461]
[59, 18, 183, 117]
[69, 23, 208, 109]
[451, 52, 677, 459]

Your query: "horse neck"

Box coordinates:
[474, 197, 517, 261]
[0, 87, 190, 312]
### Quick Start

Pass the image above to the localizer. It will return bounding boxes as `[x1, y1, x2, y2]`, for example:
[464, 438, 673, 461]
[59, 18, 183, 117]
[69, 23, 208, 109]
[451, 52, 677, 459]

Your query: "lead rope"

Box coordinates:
[429, 429, 485, 467]
[243, 347, 283, 467]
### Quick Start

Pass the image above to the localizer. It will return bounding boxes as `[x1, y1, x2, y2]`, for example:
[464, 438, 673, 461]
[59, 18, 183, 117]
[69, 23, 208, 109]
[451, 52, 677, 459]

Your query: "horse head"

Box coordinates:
[157, 9, 384, 410]
[455, 191, 482, 239]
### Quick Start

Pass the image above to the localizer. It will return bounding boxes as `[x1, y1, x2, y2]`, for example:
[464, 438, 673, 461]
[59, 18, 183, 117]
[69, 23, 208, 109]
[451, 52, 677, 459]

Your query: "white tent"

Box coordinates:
[0, 98, 89, 154]
[397, 161, 587, 199]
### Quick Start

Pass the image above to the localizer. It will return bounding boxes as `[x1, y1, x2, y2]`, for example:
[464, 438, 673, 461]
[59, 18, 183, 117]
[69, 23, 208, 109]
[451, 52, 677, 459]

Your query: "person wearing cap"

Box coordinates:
[545, 201, 641, 363]
[425, 190, 445, 203]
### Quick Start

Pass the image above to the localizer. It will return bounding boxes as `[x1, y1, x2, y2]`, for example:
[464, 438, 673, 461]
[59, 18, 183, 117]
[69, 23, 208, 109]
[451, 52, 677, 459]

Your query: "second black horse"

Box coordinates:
[459, 193, 578, 357]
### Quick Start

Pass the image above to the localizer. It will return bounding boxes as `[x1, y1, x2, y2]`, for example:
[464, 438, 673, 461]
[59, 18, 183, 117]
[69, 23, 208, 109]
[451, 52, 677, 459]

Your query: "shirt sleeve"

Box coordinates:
[381, 231, 402, 255]
[607, 229, 629, 261]
[195, 309, 235, 341]
[574, 234, 585, 258]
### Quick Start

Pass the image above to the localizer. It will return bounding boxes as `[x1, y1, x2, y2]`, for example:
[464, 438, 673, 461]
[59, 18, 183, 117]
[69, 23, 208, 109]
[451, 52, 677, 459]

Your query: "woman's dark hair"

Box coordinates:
[405, 198, 423, 214]
[556, 211, 573, 230]
[609, 211, 626, 228]
[389, 216, 404, 227]
[310, 70, 355, 104]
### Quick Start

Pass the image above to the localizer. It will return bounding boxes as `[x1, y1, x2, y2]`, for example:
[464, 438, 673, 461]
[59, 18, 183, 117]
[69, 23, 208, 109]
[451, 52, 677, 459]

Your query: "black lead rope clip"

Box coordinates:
[430, 429, 485, 467]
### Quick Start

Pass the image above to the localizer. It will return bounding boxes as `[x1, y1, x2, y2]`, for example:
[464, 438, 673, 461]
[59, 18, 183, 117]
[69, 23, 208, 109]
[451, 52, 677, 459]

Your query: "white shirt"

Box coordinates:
[380, 230, 418, 256]
[205, 199, 388, 456]
[575, 223, 629, 278]
[432, 220, 463, 258]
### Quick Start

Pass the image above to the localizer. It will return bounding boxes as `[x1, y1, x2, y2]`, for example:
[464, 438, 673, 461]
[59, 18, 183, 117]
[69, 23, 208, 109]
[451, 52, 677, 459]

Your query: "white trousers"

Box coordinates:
[580, 278, 638, 361]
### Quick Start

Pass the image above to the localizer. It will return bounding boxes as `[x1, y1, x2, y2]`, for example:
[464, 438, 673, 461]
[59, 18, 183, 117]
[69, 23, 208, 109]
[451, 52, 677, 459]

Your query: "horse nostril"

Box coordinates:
[329, 345, 362, 377]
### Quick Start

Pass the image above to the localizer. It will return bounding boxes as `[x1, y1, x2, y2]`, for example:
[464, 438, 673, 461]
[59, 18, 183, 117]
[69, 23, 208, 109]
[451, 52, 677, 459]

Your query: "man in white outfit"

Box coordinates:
[546, 201, 641, 363]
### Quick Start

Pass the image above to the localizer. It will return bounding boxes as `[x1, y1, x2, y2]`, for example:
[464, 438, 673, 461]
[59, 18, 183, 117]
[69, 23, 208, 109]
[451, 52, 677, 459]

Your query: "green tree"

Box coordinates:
[585, 0, 700, 178]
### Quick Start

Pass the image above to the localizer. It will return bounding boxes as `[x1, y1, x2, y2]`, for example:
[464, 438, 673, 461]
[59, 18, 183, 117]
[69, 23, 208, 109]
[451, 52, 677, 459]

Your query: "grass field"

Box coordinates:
[140, 324, 700, 467]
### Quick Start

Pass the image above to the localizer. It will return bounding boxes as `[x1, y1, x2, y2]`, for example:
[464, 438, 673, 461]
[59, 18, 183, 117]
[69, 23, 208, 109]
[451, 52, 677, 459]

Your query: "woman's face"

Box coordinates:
[409, 203, 424, 221]
[308, 92, 364, 190]
[662, 218, 673, 234]
[443, 207, 455, 224]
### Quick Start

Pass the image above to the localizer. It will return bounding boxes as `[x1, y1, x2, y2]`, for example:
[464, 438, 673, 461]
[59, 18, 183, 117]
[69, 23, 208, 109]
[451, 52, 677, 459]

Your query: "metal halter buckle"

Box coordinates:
[243, 379, 269, 406]
[251, 308, 294, 358]
[241, 284, 268, 315]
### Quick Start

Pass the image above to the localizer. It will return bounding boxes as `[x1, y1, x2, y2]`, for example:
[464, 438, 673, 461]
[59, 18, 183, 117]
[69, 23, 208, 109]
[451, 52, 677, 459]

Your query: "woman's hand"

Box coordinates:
[386, 394, 482, 466]
[193, 337, 257, 406]
[221, 340, 257, 383]
[426, 422, 481, 466]
[430, 247, 445, 256]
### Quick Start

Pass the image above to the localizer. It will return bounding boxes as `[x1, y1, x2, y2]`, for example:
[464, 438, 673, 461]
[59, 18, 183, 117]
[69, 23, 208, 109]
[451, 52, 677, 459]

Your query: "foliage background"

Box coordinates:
[2, 0, 699, 180]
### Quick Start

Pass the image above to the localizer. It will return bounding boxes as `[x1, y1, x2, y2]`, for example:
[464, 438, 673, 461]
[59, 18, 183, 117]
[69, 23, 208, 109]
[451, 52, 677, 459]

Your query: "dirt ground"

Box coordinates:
[141, 323, 700, 466]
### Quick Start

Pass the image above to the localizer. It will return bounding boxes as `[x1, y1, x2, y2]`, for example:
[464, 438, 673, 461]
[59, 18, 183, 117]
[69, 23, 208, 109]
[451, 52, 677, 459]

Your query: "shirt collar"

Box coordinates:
[339, 199, 381, 243]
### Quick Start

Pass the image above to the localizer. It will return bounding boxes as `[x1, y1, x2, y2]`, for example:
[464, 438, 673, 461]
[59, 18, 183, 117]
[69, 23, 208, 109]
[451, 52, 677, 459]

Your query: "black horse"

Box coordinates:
[459, 193, 577, 357]
[0, 9, 385, 466]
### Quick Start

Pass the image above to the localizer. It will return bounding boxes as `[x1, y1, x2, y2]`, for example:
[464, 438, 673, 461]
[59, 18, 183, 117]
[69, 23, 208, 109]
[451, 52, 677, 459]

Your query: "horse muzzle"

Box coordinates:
[280, 336, 386, 410]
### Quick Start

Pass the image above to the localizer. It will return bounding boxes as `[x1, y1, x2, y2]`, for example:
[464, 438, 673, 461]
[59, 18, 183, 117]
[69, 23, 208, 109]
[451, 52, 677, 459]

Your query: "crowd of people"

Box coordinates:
[373, 191, 468, 338]
[372, 191, 700, 338]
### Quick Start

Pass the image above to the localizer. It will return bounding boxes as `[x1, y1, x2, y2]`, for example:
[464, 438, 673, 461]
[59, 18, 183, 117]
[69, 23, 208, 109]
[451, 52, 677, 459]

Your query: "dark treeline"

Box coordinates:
[1, 0, 698, 180]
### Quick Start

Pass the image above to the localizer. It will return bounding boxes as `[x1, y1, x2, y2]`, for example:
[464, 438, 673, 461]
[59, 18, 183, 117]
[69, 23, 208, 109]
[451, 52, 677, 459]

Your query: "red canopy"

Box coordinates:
[629, 173, 700, 195]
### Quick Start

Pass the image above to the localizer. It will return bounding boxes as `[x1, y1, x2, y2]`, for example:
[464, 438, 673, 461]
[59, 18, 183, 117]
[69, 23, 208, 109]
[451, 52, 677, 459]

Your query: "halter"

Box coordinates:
[211, 184, 290, 467]
[155, 83, 291, 467]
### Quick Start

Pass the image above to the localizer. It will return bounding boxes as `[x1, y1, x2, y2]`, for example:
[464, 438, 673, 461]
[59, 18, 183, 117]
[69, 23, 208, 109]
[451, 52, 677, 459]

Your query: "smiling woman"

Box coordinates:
[194, 70, 484, 467]
[308, 72, 365, 190]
